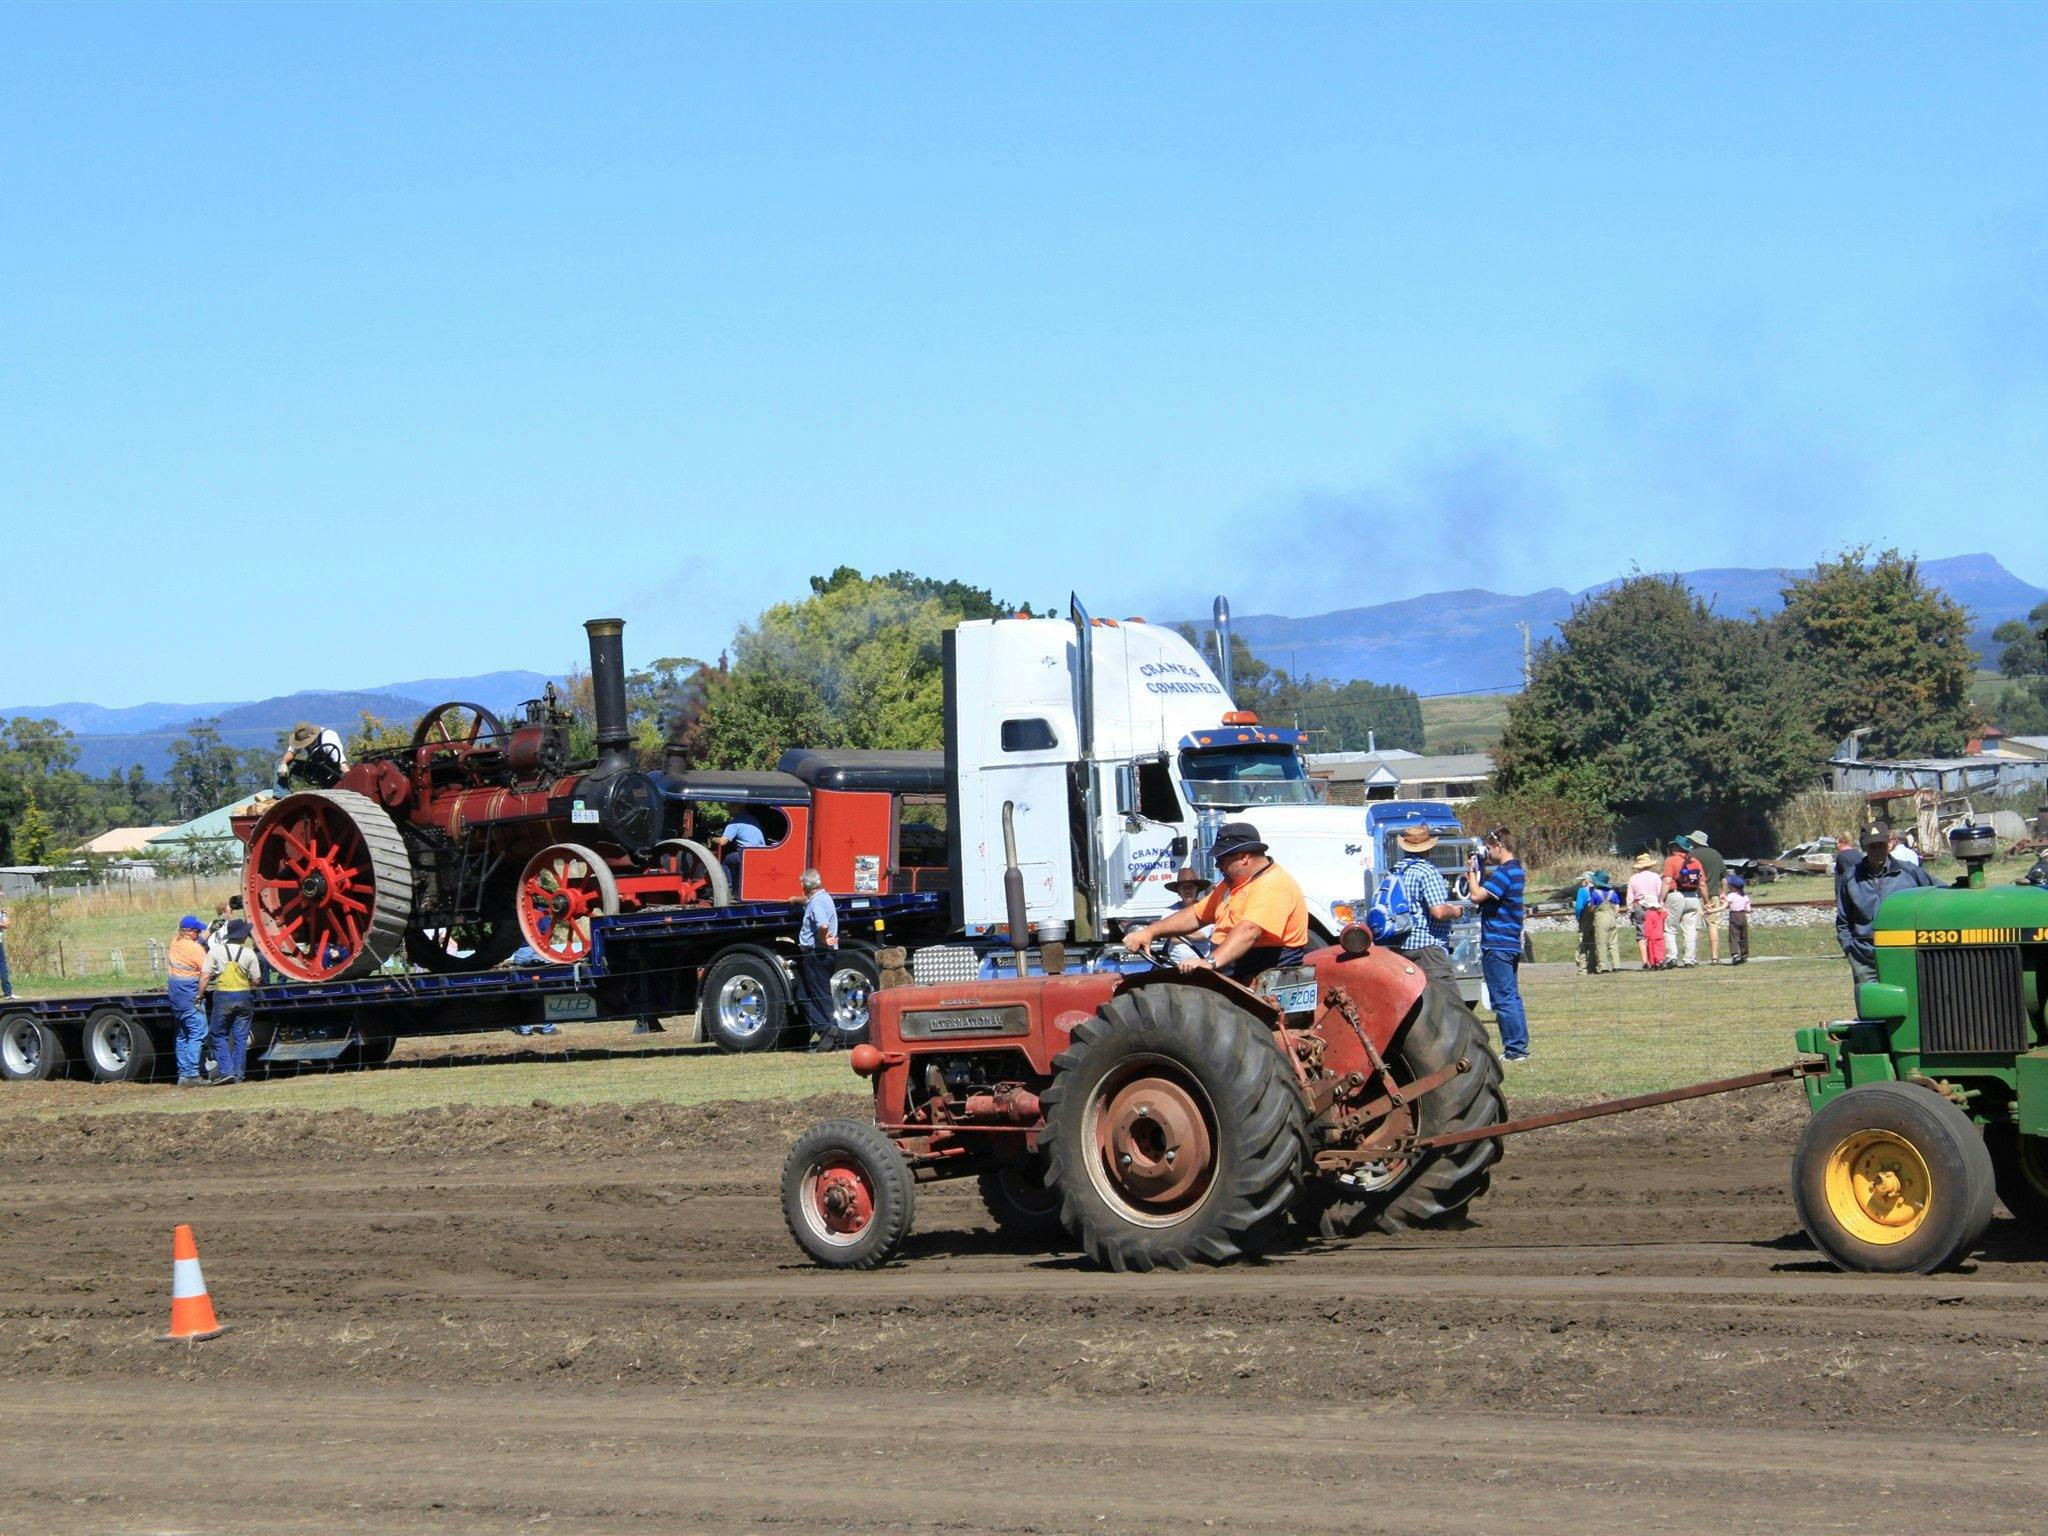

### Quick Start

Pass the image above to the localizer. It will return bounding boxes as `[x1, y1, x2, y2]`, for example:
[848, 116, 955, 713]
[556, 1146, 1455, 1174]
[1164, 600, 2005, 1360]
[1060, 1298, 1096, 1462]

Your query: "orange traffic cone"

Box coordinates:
[157, 1223, 228, 1343]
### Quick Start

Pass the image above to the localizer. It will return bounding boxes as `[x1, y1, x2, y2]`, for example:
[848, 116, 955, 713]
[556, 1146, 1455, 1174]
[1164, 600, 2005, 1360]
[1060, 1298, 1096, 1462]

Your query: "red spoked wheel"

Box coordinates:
[244, 790, 415, 982]
[518, 842, 620, 964]
[650, 838, 731, 907]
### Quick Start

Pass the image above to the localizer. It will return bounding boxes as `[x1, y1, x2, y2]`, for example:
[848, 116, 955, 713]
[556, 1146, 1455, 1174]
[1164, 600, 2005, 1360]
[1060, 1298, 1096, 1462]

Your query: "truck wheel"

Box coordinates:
[827, 946, 880, 1046]
[1039, 984, 1309, 1272]
[977, 1156, 1067, 1240]
[1306, 979, 1506, 1238]
[0, 1013, 66, 1082]
[81, 1007, 157, 1083]
[700, 946, 790, 1053]
[781, 1118, 915, 1269]
[1985, 1123, 2048, 1228]
[1793, 1082, 1996, 1273]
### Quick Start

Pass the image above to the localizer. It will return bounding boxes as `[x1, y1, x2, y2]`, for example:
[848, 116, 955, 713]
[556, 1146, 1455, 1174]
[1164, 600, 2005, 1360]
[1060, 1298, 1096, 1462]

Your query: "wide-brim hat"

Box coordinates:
[1688, 830, 1710, 845]
[1396, 826, 1440, 853]
[225, 918, 252, 942]
[1594, 870, 1612, 886]
[1632, 852, 1657, 870]
[1166, 867, 1209, 893]
[1209, 821, 1268, 863]
[287, 722, 324, 750]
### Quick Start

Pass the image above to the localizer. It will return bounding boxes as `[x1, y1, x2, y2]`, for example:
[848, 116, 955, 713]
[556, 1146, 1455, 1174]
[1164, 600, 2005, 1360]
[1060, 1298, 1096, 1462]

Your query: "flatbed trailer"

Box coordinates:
[0, 892, 949, 1085]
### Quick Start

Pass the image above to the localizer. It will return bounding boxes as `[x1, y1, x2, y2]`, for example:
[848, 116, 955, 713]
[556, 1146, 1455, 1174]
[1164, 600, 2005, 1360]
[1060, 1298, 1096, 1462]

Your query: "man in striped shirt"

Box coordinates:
[1467, 826, 1530, 1064]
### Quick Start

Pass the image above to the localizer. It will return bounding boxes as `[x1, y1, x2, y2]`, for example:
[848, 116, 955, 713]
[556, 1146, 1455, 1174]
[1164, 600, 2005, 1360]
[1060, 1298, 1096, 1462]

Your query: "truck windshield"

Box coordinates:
[1178, 745, 1318, 807]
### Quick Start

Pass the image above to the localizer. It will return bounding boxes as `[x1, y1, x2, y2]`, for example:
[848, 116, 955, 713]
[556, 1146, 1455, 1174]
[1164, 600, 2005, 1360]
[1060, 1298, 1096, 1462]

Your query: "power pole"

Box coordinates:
[1517, 622, 1532, 688]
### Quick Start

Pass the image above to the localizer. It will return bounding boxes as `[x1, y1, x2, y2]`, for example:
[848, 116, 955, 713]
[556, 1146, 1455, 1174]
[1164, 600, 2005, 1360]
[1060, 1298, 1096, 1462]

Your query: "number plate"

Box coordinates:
[544, 994, 598, 1022]
[1265, 982, 1319, 1014]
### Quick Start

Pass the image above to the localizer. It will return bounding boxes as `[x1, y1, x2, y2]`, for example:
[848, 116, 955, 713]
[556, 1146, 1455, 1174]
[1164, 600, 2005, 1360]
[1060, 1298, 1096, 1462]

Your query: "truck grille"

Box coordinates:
[1916, 946, 2028, 1055]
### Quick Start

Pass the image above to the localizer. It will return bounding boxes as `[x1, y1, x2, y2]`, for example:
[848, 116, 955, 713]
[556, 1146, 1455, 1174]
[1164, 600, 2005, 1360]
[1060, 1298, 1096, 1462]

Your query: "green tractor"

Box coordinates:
[1795, 827, 2048, 1272]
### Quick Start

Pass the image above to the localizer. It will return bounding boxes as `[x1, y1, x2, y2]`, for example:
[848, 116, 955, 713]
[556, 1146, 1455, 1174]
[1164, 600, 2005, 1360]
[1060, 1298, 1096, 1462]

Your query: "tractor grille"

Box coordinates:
[1916, 945, 2028, 1055]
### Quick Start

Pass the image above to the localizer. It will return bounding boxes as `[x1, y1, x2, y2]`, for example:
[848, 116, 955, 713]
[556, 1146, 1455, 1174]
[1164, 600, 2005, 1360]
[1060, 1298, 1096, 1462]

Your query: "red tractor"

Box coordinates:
[781, 930, 1506, 1271]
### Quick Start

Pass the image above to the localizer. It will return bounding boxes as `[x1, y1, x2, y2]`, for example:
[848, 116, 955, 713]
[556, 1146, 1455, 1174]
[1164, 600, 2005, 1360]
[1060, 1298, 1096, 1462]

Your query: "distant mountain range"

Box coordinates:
[3, 671, 563, 779]
[10, 554, 2042, 779]
[1224, 553, 2046, 698]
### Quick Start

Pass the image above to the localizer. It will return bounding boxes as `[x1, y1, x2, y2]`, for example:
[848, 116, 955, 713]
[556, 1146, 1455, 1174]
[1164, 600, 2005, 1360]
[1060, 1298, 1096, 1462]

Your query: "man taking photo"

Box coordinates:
[1468, 827, 1530, 1064]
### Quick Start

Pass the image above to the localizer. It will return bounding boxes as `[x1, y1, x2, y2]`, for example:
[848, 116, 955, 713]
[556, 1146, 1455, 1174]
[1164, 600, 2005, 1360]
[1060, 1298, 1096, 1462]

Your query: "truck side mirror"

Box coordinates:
[1171, 836, 1188, 858]
[1114, 764, 1138, 818]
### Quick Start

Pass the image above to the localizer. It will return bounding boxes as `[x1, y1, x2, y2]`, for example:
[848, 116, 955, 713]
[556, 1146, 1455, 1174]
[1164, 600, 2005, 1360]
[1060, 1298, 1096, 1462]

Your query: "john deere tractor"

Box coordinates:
[1794, 826, 2048, 1272]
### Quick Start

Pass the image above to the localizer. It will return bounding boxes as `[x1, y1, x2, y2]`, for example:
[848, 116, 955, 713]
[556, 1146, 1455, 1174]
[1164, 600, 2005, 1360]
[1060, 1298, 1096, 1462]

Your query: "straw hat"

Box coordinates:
[1632, 852, 1657, 870]
[1396, 826, 1440, 853]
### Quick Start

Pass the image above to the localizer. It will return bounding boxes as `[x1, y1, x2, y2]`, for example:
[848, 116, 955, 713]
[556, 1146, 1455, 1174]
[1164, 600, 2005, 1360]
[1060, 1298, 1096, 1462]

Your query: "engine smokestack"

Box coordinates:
[584, 618, 632, 772]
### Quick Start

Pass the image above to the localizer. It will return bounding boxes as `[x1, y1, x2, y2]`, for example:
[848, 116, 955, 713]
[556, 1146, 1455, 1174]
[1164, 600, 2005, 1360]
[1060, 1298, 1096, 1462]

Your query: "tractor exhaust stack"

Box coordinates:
[583, 618, 633, 773]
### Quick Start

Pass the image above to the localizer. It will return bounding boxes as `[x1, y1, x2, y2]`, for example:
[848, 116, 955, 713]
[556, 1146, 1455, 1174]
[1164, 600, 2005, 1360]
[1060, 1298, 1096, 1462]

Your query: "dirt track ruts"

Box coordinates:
[3, 1086, 2044, 1534]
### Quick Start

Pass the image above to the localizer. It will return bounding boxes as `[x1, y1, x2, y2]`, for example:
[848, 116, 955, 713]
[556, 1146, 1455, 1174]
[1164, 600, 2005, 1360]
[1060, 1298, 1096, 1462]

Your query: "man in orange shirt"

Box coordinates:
[1122, 822, 1310, 982]
[166, 914, 212, 1087]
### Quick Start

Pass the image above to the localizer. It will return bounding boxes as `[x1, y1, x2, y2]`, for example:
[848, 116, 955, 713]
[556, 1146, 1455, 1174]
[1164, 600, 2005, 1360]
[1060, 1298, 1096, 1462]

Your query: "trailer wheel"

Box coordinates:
[1985, 1122, 2048, 1229]
[977, 1156, 1067, 1240]
[699, 946, 790, 1053]
[1304, 979, 1506, 1238]
[355, 1033, 398, 1068]
[827, 946, 880, 1046]
[0, 1013, 66, 1082]
[1040, 983, 1309, 1272]
[782, 1118, 915, 1269]
[81, 1007, 157, 1083]
[1794, 1082, 1996, 1273]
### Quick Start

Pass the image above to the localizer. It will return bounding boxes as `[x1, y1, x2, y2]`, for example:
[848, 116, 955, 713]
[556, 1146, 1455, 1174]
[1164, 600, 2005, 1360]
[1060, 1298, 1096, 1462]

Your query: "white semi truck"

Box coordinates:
[943, 596, 1370, 947]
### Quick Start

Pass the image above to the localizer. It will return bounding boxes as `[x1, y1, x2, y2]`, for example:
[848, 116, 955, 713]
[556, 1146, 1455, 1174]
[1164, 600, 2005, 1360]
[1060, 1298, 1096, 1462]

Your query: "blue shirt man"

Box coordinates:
[1836, 824, 1936, 991]
[794, 871, 844, 1051]
[1468, 828, 1530, 1063]
[718, 811, 769, 897]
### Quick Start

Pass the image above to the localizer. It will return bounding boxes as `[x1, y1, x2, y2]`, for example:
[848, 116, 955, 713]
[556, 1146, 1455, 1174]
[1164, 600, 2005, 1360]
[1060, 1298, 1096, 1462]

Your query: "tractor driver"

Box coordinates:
[275, 722, 348, 793]
[1121, 821, 1310, 982]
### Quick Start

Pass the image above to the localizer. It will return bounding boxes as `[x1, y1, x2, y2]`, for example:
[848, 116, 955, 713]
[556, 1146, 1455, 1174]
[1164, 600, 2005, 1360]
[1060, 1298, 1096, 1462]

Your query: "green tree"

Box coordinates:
[14, 790, 57, 865]
[165, 721, 271, 819]
[1992, 600, 2048, 678]
[1494, 576, 1822, 839]
[1774, 548, 1978, 758]
[696, 570, 1022, 769]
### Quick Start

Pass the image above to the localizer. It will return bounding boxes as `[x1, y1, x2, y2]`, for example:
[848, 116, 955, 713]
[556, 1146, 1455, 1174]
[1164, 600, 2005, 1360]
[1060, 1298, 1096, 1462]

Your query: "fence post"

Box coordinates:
[110, 948, 125, 976]
[56, 939, 66, 979]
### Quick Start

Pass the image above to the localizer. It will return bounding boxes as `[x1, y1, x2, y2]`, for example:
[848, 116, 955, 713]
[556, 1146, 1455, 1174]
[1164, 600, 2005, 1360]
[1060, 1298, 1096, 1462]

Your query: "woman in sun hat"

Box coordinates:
[1625, 852, 1667, 970]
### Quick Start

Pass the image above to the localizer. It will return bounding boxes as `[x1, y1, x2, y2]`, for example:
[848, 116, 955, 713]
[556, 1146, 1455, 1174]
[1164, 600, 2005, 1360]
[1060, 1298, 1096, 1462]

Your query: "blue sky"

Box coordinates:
[4, 2, 2044, 704]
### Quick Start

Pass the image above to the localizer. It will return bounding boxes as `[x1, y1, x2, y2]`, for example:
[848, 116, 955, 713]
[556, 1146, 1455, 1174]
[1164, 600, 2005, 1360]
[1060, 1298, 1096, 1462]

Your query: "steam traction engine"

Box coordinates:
[234, 620, 727, 982]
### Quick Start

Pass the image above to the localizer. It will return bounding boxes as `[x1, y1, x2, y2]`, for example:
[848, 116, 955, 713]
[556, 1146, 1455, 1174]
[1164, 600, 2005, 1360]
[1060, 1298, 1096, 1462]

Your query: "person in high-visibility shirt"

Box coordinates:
[166, 915, 212, 1087]
[204, 918, 263, 1086]
[1121, 821, 1311, 982]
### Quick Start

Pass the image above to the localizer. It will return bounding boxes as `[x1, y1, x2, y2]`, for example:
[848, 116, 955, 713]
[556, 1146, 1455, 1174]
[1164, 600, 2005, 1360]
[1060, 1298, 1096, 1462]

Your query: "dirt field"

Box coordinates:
[4, 1085, 2045, 1535]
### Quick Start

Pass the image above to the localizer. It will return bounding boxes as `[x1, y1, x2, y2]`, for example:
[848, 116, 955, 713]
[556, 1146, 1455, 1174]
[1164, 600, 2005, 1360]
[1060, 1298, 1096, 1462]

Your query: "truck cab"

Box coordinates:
[943, 600, 1368, 945]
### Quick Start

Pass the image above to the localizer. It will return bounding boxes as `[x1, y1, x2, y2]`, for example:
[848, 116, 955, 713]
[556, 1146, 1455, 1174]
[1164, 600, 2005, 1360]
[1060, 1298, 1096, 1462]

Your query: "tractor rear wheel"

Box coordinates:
[244, 790, 414, 981]
[977, 1156, 1066, 1240]
[782, 1119, 915, 1269]
[1793, 1082, 1996, 1273]
[1985, 1122, 2048, 1228]
[1304, 979, 1506, 1239]
[1039, 983, 1309, 1273]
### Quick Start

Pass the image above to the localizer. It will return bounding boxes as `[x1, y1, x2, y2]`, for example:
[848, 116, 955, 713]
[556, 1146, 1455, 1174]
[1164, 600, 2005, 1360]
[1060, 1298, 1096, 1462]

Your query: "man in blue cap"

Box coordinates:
[166, 915, 212, 1086]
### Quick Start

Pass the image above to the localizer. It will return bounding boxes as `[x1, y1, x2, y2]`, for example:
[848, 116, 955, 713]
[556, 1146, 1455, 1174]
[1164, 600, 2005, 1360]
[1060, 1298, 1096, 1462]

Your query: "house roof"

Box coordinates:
[144, 797, 267, 849]
[76, 826, 179, 856]
[1307, 752, 1496, 783]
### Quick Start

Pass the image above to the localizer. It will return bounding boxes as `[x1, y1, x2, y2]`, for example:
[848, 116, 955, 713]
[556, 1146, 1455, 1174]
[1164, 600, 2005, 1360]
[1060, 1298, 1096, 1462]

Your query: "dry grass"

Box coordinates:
[5, 877, 241, 994]
[1420, 692, 1510, 752]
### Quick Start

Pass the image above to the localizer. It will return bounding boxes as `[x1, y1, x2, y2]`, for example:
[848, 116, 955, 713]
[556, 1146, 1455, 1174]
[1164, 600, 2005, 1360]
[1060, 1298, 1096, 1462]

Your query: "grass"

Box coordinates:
[6, 877, 241, 997]
[4, 949, 1861, 1123]
[1420, 692, 1509, 753]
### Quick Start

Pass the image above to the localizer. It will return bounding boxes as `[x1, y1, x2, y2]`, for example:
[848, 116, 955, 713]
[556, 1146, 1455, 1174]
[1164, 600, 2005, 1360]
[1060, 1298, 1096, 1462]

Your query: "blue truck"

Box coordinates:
[0, 892, 948, 1084]
[1361, 800, 1486, 1006]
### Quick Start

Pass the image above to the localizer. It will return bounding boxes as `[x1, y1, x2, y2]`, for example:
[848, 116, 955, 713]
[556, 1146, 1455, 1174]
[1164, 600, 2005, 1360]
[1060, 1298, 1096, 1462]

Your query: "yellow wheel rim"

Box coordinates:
[1824, 1129, 1933, 1245]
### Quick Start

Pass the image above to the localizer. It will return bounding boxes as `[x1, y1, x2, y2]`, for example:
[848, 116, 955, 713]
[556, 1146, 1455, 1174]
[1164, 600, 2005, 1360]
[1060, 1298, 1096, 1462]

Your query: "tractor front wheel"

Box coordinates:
[1985, 1122, 2048, 1228]
[1039, 983, 1309, 1273]
[1793, 1082, 1995, 1273]
[781, 1119, 915, 1269]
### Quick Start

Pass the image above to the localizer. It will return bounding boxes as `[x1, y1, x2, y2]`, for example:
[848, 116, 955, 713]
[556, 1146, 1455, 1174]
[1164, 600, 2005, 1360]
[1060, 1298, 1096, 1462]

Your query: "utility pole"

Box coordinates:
[1517, 622, 1532, 688]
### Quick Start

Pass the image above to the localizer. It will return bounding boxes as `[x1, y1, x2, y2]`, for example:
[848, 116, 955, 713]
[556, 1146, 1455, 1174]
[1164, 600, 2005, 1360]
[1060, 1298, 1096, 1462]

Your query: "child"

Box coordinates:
[1724, 873, 1752, 966]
